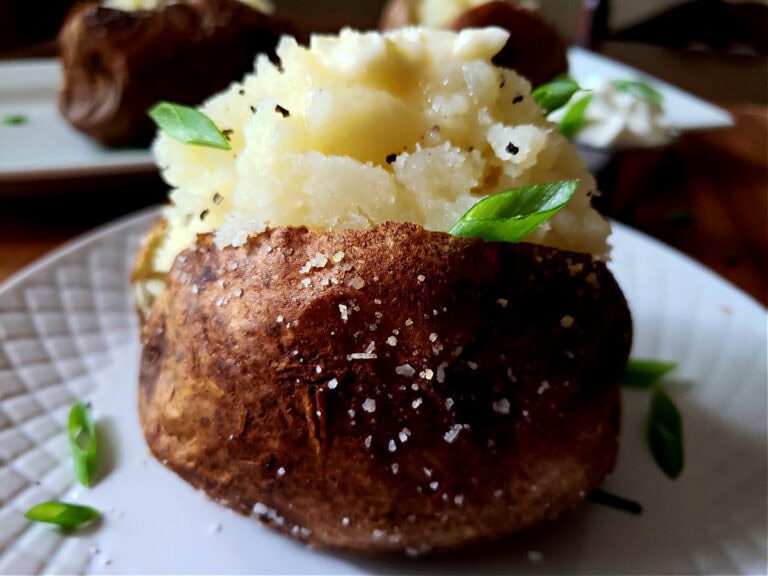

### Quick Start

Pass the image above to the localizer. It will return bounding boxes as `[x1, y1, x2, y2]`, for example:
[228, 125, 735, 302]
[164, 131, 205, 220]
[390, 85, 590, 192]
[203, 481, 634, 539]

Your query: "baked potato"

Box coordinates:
[136, 221, 631, 554]
[379, 0, 568, 87]
[58, 0, 290, 147]
[133, 26, 633, 555]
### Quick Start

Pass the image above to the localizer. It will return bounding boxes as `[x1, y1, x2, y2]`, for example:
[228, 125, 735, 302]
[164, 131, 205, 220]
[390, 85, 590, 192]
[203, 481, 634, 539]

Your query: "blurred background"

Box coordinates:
[0, 0, 766, 305]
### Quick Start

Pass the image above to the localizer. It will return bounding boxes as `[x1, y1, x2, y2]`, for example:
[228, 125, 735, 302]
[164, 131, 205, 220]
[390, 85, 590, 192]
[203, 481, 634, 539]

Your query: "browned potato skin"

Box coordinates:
[380, 0, 568, 87]
[58, 0, 290, 147]
[138, 221, 631, 553]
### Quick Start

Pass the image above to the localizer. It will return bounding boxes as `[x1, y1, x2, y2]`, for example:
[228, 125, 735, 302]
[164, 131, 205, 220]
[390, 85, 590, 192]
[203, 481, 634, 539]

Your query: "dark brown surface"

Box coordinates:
[58, 0, 289, 146]
[138, 222, 630, 553]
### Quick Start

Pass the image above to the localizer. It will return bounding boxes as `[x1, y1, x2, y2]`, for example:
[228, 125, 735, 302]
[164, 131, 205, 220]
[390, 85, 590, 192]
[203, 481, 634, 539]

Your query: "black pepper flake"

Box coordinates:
[238, 89, 245, 96]
[513, 95, 524, 104]
[213, 192, 223, 205]
[250, 105, 257, 114]
[200, 209, 210, 221]
[499, 77, 506, 88]
[275, 104, 290, 118]
[222, 129, 234, 141]
[386, 153, 397, 164]
[506, 142, 520, 155]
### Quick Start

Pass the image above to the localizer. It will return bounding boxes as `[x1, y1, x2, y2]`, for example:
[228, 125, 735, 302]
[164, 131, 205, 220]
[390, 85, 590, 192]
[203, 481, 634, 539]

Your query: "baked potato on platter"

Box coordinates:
[58, 0, 290, 146]
[133, 26, 632, 555]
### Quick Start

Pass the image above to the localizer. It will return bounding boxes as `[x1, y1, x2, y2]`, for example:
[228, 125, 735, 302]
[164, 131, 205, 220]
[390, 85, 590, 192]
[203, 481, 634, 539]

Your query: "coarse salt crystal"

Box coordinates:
[342, 517, 350, 526]
[276, 467, 286, 477]
[405, 318, 414, 326]
[350, 276, 365, 289]
[429, 333, 438, 342]
[429, 481, 439, 490]
[327, 378, 338, 389]
[417, 274, 426, 282]
[365, 341, 376, 354]
[395, 364, 416, 377]
[412, 398, 423, 409]
[347, 352, 377, 360]
[423, 368, 434, 380]
[388, 439, 397, 452]
[331, 251, 345, 263]
[467, 361, 478, 370]
[300, 278, 311, 287]
[496, 298, 508, 308]
[362, 398, 377, 412]
[492, 398, 511, 414]
[399, 428, 411, 442]
[454, 495, 464, 506]
[387, 336, 398, 346]
[391, 463, 399, 474]
[364, 435, 372, 448]
[423, 467, 433, 478]
[445, 398, 454, 410]
[443, 423, 463, 443]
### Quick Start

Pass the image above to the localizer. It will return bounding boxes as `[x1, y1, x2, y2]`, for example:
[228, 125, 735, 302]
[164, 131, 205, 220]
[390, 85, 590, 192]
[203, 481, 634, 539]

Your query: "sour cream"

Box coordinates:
[549, 77, 672, 149]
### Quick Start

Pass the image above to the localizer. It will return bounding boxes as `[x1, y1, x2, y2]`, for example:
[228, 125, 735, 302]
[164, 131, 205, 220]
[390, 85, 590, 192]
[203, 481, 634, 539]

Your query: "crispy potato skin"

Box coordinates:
[138, 222, 631, 553]
[380, 0, 568, 87]
[58, 0, 289, 147]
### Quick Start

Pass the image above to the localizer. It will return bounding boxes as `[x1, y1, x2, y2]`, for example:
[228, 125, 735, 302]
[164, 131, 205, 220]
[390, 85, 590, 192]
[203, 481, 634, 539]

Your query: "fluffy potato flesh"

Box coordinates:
[139, 222, 632, 554]
[153, 27, 605, 273]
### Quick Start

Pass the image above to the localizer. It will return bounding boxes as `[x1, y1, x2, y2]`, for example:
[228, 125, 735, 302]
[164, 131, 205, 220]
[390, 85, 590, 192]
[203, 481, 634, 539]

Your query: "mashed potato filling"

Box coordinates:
[153, 27, 609, 272]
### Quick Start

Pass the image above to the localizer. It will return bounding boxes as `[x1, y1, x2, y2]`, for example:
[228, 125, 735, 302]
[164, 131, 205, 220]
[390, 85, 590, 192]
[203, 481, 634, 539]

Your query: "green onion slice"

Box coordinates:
[25, 501, 100, 528]
[68, 402, 97, 487]
[587, 489, 643, 515]
[647, 387, 684, 479]
[622, 359, 677, 388]
[148, 101, 231, 150]
[532, 75, 581, 114]
[559, 94, 593, 138]
[449, 180, 577, 243]
[612, 79, 664, 106]
[2, 114, 28, 126]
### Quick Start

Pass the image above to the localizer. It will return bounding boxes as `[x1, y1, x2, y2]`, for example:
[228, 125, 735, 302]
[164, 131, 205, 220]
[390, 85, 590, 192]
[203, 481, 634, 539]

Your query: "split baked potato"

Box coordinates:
[135, 221, 631, 554]
[58, 0, 289, 146]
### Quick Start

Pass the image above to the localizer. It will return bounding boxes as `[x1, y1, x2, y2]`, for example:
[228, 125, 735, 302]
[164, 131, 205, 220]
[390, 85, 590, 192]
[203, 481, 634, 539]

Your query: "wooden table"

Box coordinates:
[1, 82, 766, 309]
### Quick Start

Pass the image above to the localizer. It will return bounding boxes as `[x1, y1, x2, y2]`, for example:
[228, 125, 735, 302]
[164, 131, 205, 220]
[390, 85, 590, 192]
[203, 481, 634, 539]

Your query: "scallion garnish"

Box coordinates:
[558, 94, 593, 138]
[647, 387, 684, 479]
[612, 79, 663, 106]
[68, 402, 97, 487]
[532, 75, 581, 114]
[25, 501, 100, 528]
[2, 114, 28, 126]
[622, 359, 677, 388]
[449, 180, 577, 243]
[148, 101, 231, 150]
[587, 489, 643, 515]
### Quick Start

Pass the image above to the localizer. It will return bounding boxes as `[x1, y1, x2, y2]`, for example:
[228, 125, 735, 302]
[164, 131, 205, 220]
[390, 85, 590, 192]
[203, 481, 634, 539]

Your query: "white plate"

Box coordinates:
[0, 208, 765, 575]
[0, 59, 154, 183]
[0, 49, 732, 184]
